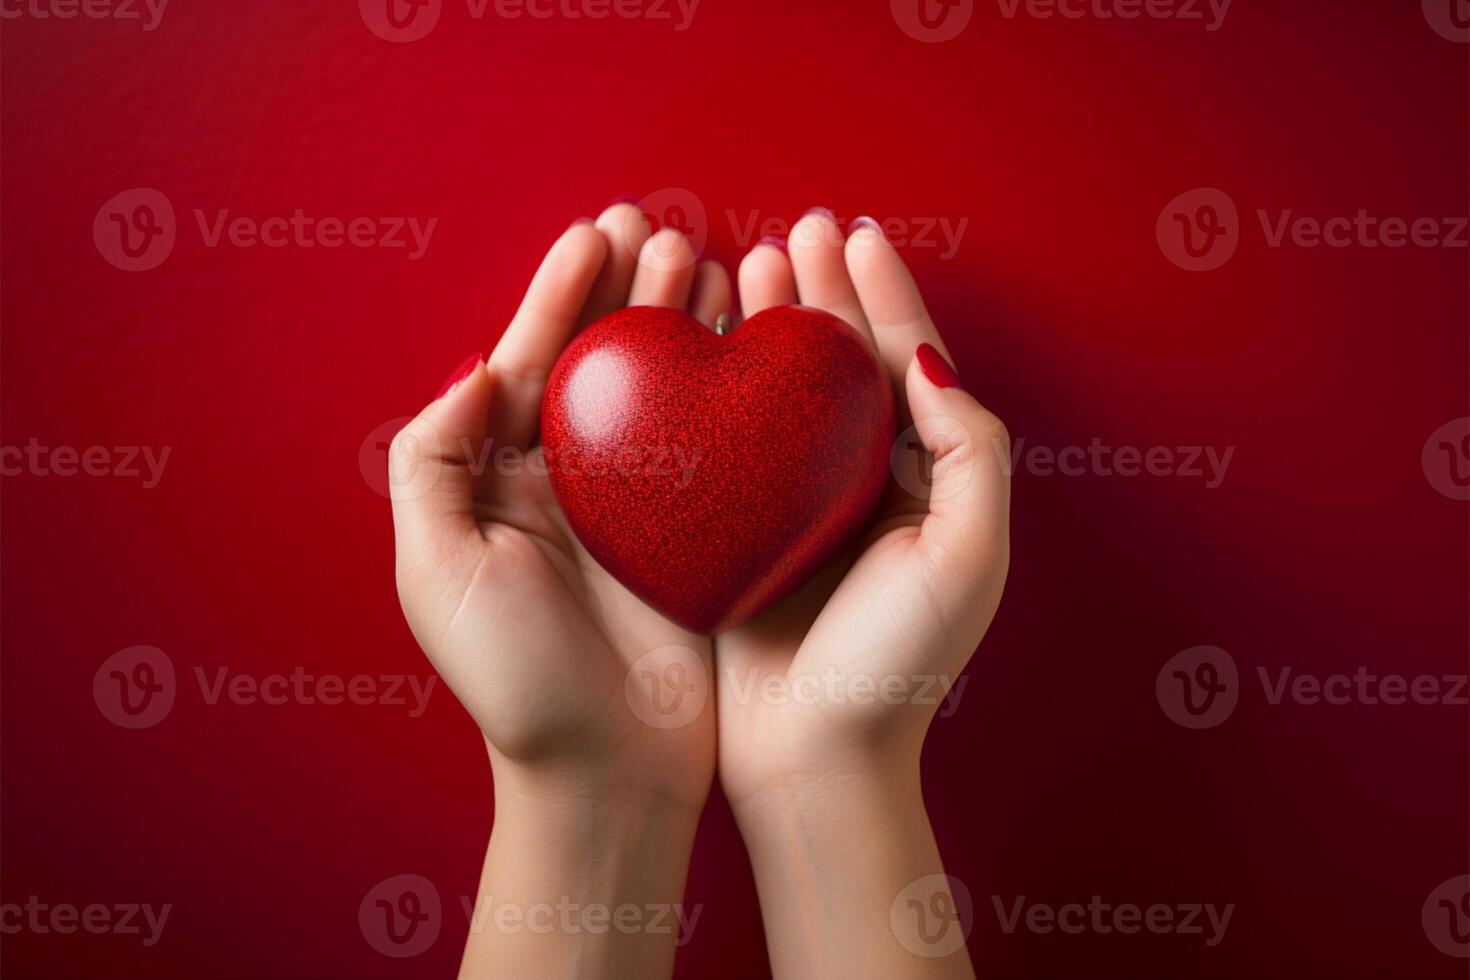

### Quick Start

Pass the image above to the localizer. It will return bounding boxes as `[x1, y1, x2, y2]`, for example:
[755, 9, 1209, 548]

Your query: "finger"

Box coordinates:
[488, 221, 608, 448]
[846, 216, 949, 389]
[628, 227, 697, 308]
[581, 202, 652, 326]
[788, 208, 873, 343]
[737, 238, 797, 317]
[904, 346, 1011, 614]
[389, 357, 494, 571]
[688, 260, 732, 329]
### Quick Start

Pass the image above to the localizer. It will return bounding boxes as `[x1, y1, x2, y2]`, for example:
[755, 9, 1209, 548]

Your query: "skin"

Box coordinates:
[390, 204, 1010, 979]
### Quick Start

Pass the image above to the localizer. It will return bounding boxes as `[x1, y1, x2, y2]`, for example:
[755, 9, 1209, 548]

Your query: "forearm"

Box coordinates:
[734, 764, 974, 980]
[459, 767, 702, 980]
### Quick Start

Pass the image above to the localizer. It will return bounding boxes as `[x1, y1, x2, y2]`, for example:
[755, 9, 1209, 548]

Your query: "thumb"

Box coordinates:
[902, 343, 1012, 610]
[388, 353, 492, 569]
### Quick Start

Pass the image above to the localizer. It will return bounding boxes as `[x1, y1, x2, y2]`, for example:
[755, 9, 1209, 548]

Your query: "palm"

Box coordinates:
[394, 206, 1006, 815]
[393, 205, 733, 809]
[453, 467, 713, 798]
[714, 212, 1009, 806]
[715, 419, 944, 796]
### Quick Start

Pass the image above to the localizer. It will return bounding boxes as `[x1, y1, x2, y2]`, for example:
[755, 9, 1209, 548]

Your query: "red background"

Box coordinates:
[2, 1, 1467, 976]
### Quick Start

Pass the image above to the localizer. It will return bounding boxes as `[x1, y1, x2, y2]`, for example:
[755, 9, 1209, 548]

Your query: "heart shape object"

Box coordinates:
[541, 305, 896, 634]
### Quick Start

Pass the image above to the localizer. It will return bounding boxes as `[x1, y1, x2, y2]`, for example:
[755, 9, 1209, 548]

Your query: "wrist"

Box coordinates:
[493, 761, 704, 829]
[729, 760, 971, 978]
[462, 761, 704, 979]
[722, 716, 925, 823]
[486, 779, 702, 912]
[486, 731, 712, 824]
[730, 757, 925, 851]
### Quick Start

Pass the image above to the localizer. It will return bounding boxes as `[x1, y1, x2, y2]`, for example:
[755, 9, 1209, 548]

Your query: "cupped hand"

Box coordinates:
[716, 210, 1012, 810]
[390, 204, 732, 813]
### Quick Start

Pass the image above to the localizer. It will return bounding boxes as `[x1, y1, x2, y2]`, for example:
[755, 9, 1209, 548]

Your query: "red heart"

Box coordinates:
[542, 305, 896, 634]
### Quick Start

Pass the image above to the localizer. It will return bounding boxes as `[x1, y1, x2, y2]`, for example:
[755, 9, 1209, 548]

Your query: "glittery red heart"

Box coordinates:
[541, 305, 896, 634]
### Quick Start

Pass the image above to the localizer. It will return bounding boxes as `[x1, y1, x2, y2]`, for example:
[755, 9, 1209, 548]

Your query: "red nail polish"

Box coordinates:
[436, 353, 482, 399]
[607, 194, 642, 206]
[757, 234, 788, 254]
[916, 343, 962, 390]
[849, 215, 883, 238]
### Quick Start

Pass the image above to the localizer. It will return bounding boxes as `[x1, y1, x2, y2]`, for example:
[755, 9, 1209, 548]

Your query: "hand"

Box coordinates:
[715, 210, 1011, 978]
[389, 204, 732, 978]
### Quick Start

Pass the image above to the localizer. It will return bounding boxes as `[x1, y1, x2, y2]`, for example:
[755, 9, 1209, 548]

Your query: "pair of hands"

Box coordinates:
[390, 202, 1010, 978]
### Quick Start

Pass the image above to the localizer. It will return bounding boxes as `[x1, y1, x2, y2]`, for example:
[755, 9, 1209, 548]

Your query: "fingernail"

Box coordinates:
[436, 353, 483, 399]
[849, 215, 883, 239]
[916, 343, 962, 391]
[757, 234, 788, 254]
[568, 216, 595, 229]
[607, 194, 642, 207]
[801, 206, 836, 223]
